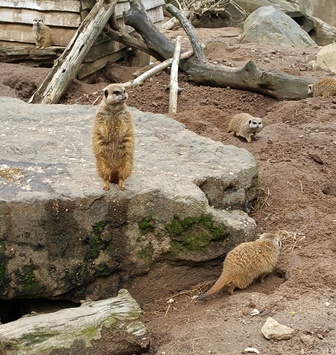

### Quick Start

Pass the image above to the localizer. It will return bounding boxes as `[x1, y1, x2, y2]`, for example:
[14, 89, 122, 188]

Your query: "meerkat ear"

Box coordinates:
[104, 89, 109, 98]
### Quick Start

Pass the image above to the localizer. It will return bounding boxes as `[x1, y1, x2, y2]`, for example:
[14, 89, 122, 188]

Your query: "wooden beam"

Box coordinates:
[0, 9, 81, 27]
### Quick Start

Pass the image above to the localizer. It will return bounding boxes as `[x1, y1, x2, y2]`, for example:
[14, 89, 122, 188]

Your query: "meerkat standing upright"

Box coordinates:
[228, 113, 263, 143]
[92, 83, 135, 191]
[307, 78, 336, 98]
[32, 19, 53, 49]
[196, 233, 281, 301]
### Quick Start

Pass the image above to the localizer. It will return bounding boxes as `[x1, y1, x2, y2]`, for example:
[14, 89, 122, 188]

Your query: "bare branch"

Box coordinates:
[169, 36, 182, 114]
[166, 4, 206, 62]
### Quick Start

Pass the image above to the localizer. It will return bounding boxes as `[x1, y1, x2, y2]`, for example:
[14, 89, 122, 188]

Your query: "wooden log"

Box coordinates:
[168, 35, 182, 114]
[29, 0, 118, 104]
[122, 0, 313, 100]
[123, 0, 175, 61]
[166, 4, 205, 62]
[0, 289, 150, 355]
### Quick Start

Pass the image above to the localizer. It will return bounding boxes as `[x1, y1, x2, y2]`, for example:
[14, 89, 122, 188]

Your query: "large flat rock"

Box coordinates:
[0, 97, 258, 301]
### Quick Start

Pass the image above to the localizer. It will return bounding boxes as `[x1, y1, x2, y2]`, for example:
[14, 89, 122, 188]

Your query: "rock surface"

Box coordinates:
[0, 289, 150, 355]
[312, 42, 336, 73]
[241, 5, 317, 48]
[0, 97, 258, 302]
[261, 316, 295, 340]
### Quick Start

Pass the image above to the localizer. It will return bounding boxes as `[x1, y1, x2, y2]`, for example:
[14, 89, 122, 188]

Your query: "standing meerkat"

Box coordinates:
[228, 113, 263, 143]
[196, 233, 281, 301]
[32, 19, 53, 49]
[307, 78, 336, 98]
[92, 83, 135, 191]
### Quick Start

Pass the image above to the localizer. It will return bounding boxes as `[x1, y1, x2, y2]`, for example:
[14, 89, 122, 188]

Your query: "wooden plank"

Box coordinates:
[0, 0, 81, 12]
[0, 24, 76, 46]
[146, 7, 164, 24]
[115, 0, 165, 16]
[84, 40, 126, 62]
[0, 45, 65, 63]
[78, 49, 127, 80]
[0, 9, 81, 27]
[80, 0, 164, 17]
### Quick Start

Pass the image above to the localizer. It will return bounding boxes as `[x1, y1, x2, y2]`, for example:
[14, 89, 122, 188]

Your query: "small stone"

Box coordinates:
[250, 308, 260, 316]
[325, 302, 330, 307]
[317, 333, 323, 339]
[261, 317, 295, 340]
[300, 333, 314, 346]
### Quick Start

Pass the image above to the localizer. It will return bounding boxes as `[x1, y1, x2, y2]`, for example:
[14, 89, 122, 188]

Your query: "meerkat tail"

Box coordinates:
[196, 274, 231, 301]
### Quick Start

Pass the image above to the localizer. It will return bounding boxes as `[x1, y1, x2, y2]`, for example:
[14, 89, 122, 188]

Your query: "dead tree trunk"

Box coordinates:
[29, 0, 118, 104]
[120, 0, 313, 100]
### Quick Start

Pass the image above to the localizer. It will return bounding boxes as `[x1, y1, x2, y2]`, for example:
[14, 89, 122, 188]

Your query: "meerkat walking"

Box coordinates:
[228, 113, 263, 143]
[92, 83, 135, 191]
[196, 233, 281, 301]
[33, 19, 53, 49]
[307, 78, 336, 98]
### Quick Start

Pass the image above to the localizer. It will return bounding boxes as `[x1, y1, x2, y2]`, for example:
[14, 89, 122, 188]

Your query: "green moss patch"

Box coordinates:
[166, 214, 226, 253]
[86, 221, 108, 260]
[20, 264, 38, 293]
[138, 216, 155, 235]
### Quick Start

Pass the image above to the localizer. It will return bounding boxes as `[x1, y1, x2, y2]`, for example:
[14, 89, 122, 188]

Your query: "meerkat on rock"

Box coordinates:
[32, 19, 53, 49]
[196, 233, 281, 301]
[228, 113, 263, 143]
[307, 78, 336, 98]
[92, 83, 135, 191]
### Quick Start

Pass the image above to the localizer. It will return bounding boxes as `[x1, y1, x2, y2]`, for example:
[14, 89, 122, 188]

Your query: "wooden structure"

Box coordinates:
[0, 0, 164, 80]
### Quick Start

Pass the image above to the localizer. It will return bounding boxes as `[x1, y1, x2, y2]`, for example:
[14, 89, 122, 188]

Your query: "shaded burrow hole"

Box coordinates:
[0, 298, 80, 324]
[321, 182, 336, 196]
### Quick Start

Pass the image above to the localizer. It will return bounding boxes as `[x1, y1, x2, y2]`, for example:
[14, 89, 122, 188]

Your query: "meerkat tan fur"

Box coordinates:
[92, 83, 135, 191]
[228, 113, 263, 143]
[33, 19, 53, 49]
[307, 78, 336, 98]
[196, 233, 281, 300]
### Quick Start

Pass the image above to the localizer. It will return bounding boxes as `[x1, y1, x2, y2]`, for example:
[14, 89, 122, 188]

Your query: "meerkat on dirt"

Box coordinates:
[196, 233, 281, 301]
[307, 78, 336, 98]
[228, 113, 263, 143]
[92, 83, 135, 191]
[32, 19, 53, 49]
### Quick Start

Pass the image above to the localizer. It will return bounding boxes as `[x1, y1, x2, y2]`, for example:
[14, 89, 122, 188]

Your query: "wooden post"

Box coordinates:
[168, 36, 182, 114]
[29, 0, 117, 104]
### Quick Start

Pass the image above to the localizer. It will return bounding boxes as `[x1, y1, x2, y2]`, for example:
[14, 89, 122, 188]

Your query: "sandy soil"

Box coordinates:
[1, 27, 336, 355]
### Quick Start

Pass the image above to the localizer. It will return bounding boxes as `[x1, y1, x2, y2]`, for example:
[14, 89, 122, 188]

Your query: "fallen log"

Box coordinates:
[0, 290, 150, 355]
[121, 0, 313, 100]
[0, 46, 65, 64]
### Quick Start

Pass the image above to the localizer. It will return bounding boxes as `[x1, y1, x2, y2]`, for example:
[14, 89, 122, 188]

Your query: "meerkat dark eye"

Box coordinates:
[249, 120, 252, 124]
[104, 89, 109, 98]
[113, 90, 121, 95]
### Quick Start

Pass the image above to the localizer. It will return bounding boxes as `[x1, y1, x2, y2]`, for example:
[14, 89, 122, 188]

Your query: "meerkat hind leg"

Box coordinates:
[228, 283, 237, 295]
[103, 180, 110, 191]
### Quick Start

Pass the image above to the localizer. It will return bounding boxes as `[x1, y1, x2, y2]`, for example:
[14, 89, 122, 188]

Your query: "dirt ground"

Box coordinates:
[1, 27, 336, 355]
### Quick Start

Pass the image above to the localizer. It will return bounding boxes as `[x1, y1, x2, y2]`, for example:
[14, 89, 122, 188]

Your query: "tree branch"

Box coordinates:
[166, 4, 206, 62]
